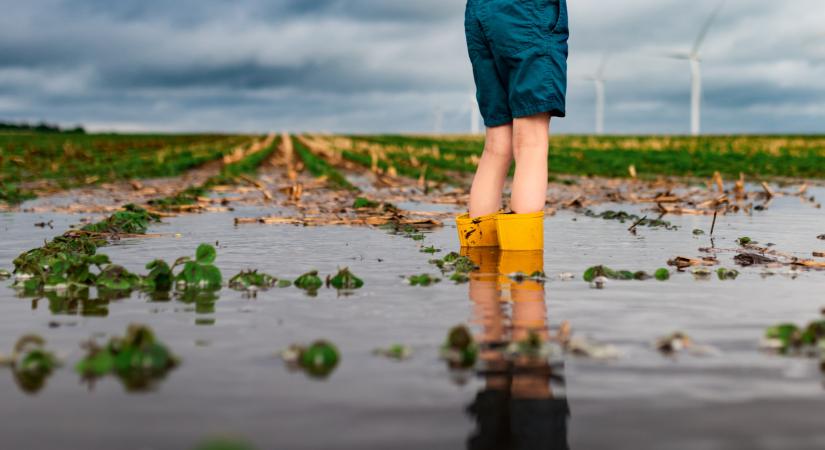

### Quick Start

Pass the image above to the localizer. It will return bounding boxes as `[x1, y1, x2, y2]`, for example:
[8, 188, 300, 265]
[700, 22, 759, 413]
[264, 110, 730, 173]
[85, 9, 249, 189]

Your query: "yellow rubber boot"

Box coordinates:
[456, 212, 499, 248]
[496, 211, 544, 251]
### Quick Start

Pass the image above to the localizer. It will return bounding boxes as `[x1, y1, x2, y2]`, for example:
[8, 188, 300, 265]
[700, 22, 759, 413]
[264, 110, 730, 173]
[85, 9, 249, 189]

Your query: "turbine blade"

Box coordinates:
[692, 0, 725, 55]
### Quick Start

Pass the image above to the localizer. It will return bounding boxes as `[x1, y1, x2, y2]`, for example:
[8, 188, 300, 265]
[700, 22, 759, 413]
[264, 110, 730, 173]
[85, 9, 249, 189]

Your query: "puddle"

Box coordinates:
[0, 189, 824, 449]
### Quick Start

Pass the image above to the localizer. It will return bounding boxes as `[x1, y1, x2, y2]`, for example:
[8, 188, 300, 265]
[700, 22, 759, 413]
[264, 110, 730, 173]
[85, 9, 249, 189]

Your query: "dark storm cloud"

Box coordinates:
[0, 0, 823, 133]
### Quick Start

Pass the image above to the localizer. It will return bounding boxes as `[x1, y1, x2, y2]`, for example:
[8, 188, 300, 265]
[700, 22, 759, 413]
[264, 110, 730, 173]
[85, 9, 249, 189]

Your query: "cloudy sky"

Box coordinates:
[1, 0, 824, 134]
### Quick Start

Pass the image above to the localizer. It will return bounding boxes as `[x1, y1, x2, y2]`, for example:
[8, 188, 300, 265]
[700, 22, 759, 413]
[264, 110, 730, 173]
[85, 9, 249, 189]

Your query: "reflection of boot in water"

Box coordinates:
[499, 250, 548, 342]
[465, 247, 507, 381]
[466, 248, 570, 450]
[467, 382, 570, 450]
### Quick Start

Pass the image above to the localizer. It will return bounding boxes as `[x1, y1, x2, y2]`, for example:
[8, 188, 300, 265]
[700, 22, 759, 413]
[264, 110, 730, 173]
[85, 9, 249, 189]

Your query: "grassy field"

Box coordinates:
[0, 132, 255, 203]
[350, 134, 825, 181]
[4, 132, 825, 204]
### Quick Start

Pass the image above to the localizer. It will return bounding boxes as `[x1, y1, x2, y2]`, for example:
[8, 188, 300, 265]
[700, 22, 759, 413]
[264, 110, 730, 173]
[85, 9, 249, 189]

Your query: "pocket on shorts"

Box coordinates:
[480, 0, 554, 57]
[548, 0, 568, 36]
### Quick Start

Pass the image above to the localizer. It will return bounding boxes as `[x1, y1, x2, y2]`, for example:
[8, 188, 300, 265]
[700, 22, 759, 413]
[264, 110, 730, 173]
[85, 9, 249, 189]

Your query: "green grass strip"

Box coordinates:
[293, 137, 357, 191]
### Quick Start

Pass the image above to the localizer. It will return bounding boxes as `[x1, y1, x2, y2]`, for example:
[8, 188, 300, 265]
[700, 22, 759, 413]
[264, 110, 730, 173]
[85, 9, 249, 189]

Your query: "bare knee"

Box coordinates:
[482, 124, 513, 160]
[513, 114, 550, 160]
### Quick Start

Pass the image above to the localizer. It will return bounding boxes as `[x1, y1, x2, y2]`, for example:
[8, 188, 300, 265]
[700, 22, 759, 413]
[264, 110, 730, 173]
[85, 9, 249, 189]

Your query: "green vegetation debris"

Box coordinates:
[373, 344, 413, 361]
[737, 236, 753, 245]
[281, 340, 340, 378]
[655, 268, 671, 281]
[326, 267, 364, 290]
[583, 209, 678, 231]
[440, 325, 478, 369]
[583, 265, 658, 282]
[294, 270, 323, 293]
[716, 268, 740, 280]
[420, 245, 441, 254]
[175, 244, 222, 290]
[75, 324, 179, 391]
[407, 274, 441, 286]
[693, 229, 705, 235]
[0, 335, 61, 394]
[228, 270, 279, 291]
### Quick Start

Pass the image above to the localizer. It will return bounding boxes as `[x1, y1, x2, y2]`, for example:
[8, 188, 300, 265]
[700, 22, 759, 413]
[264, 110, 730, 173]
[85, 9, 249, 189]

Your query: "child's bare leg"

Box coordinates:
[469, 124, 513, 218]
[511, 113, 550, 214]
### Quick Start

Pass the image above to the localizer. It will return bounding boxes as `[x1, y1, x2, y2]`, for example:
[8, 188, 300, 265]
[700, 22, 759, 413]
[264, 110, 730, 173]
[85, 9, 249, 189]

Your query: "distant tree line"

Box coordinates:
[0, 120, 85, 134]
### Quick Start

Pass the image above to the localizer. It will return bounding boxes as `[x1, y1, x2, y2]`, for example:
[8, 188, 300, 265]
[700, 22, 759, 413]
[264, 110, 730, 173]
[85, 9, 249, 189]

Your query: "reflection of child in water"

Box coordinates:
[464, 248, 570, 450]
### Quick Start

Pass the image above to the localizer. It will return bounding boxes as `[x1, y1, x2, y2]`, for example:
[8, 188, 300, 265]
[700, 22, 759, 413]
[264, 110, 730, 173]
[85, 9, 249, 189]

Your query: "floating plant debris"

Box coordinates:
[655, 332, 719, 356]
[737, 236, 753, 246]
[194, 438, 256, 450]
[0, 335, 61, 393]
[142, 259, 174, 292]
[583, 209, 678, 231]
[716, 268, 740, 280]
[281, 340, 340, 378]
[429, 252, 479, 282]
[667, 256, 718, 269]
[0, 269, 11, 280]
[407, 274, 441, 286]
[326, 267, 364, 290]
[81, 204, 160, 235]
[373, 344, 413, 361]
[692, 229, 705, 235]
[583, 265, 659, 282]
[654, 268, 670, 281]
[175, 244, 222, 290]
[420, 245, 441, 254]
[762, 312, 825, 356]
[228, 270, 279, 291]
[294, 270, 323, 292]
[75, 324, 179, 391]
[440, 325, 478, 369]
[507, 271, 548, 283]
[691, 267, 712, 279]
[505, 330, 558, 360]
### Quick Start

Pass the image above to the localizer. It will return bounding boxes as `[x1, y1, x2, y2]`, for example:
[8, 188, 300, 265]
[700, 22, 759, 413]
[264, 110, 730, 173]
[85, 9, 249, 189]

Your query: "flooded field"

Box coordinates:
[1, 185, 824, 450]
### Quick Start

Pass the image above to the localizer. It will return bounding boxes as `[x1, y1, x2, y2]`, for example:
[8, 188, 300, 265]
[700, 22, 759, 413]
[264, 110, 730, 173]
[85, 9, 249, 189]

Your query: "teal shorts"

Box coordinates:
[465, 0, 569, 127]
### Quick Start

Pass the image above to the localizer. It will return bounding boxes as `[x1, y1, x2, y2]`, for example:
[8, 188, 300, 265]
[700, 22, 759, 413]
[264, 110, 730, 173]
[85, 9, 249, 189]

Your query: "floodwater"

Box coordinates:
[1, 187, 824, 450]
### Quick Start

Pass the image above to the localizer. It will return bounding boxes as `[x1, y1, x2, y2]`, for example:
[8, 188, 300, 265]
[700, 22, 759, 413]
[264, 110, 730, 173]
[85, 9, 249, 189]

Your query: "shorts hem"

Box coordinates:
[483, 116, 514, 128]
[512, 99, 566, 119]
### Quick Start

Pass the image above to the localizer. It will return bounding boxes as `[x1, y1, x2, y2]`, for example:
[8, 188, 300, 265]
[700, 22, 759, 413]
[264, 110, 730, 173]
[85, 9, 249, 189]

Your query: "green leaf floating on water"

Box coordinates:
[281, 340, 340, 378]
[2, 335, 61, 394]
[196, 243, 217, 265]
[294, 270, 323, 291]
[96, 264, 141, 292]
[174, 244, 222, 290]
[408, 274, 440, 286]
[228, 270, 278, 290]
[584, 265, 665, 282]
[440, 325, 478, 369]
[326, 267, 364, 290]
[75, 324, 179, 391]
[737, 236, 753, 245]
[143, 259, 173, 292]
[299, 341, 340, 377]
[716, 268, 740, 280]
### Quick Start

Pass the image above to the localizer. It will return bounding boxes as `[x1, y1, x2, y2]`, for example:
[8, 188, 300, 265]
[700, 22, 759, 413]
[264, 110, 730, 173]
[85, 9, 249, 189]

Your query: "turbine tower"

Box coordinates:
[470, 93, 481, 135]
[667, 1, 724, 136]
[584, 55, 610, 135]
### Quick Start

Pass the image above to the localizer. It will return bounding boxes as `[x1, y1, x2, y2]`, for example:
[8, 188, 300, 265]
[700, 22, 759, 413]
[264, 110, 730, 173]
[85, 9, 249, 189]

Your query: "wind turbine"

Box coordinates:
[666, 1, 725, 136]
[584, 54, 610, 135]
[469, 92, 481, 135]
